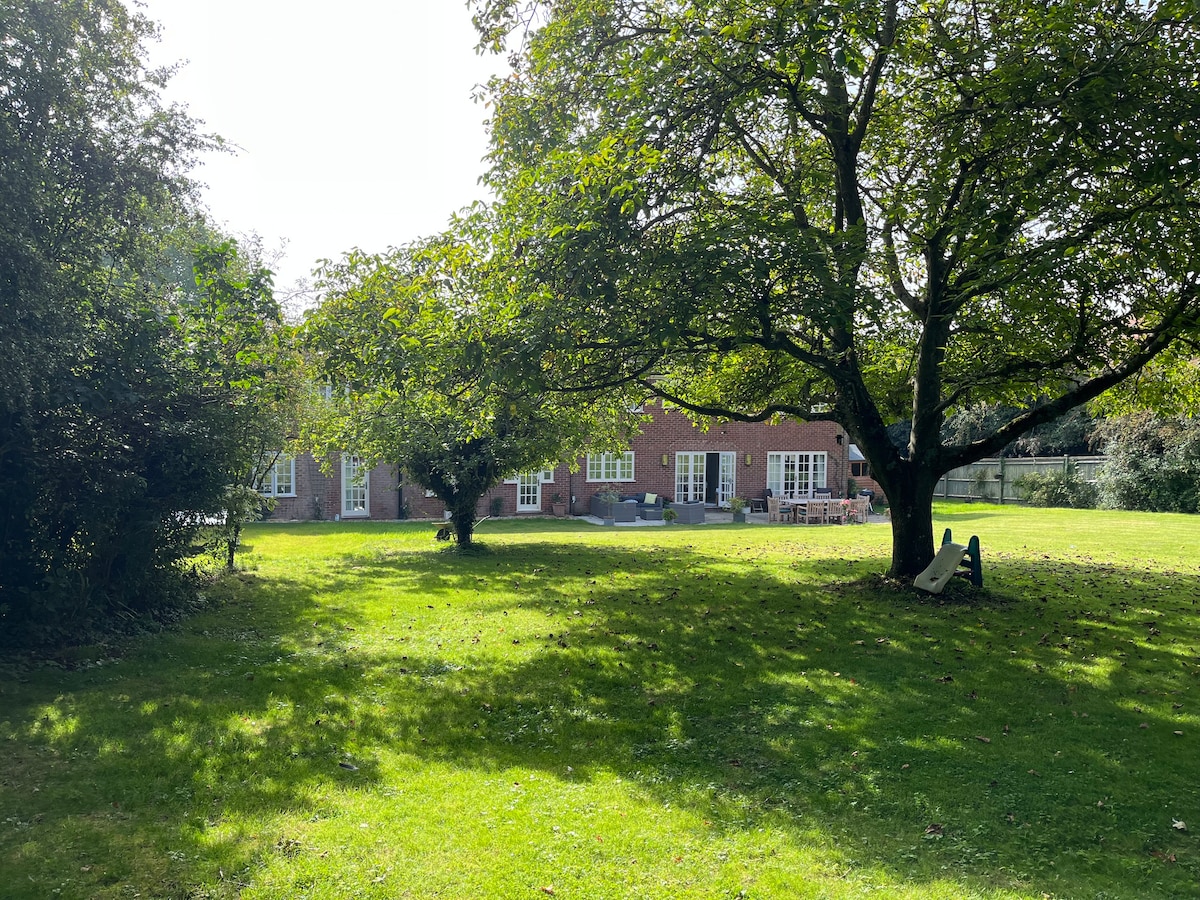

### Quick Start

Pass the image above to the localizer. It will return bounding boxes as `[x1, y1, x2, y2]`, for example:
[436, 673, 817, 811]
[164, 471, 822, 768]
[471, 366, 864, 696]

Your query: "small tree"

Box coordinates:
[183, 242, 304, 569]
[304, 237, 637, 547]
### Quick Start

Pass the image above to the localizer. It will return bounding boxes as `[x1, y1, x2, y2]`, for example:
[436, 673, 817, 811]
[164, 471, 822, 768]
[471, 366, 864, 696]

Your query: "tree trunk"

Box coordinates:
[881, 463, 939, 579]
[225, 522, 241, 571]
[450, 502, 478, 547]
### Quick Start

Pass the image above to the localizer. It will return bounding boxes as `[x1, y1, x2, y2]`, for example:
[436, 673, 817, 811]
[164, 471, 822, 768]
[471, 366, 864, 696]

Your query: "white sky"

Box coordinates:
[139, 1, 504, 293]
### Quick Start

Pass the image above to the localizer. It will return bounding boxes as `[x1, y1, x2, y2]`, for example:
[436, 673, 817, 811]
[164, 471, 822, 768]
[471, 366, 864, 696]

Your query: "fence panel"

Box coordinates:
[934, 456, 1106, 503]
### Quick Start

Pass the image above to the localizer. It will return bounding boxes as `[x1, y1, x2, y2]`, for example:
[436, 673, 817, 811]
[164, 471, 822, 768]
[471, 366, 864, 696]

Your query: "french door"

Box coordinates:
[341, 454, 369, 518]
[676, 451, 736, 505]
[516, 472, 542, 512]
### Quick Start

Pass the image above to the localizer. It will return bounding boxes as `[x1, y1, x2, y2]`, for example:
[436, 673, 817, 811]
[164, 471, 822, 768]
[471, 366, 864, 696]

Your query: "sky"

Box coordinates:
[140, 1, 505, 293]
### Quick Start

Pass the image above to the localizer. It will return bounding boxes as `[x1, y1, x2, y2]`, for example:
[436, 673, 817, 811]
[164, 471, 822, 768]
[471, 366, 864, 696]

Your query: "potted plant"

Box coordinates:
[729, 496, 748, 523]
[662, 507, 678, 524]
[550, 491, 567, 517]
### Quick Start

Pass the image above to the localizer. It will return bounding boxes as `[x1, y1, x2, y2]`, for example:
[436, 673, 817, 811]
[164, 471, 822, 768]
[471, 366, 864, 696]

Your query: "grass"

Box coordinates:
[2, 503, 1198, 899]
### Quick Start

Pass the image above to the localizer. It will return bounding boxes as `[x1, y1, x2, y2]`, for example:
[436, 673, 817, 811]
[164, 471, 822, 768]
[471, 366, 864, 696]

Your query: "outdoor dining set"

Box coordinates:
[762, 491, 872, 525]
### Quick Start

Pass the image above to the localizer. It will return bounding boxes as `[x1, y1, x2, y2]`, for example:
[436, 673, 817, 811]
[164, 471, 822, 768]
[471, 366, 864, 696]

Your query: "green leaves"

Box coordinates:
[303, 226, 641, 545]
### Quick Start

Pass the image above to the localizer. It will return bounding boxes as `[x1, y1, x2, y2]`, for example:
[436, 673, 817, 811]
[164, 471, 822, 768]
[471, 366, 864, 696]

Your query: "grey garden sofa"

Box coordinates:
[590, 495, 638, 521]
[669, 501, 705, 524]
[619, 492, 665, 518]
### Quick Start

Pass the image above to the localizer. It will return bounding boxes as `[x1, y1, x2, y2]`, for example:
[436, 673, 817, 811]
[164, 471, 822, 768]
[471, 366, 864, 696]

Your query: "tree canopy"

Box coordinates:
[470, 0, 1200, 575]
[304, 233, 638, 546]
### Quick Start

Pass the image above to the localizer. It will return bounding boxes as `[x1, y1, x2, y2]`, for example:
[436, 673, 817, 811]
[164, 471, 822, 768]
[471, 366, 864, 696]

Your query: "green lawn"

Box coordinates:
[2, 504, 1198, 899]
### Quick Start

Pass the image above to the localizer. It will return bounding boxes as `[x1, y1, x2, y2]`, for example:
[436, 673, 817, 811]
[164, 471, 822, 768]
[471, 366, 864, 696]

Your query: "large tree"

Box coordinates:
[304, 235, 637, 546]
[470, 0, 1200, 576]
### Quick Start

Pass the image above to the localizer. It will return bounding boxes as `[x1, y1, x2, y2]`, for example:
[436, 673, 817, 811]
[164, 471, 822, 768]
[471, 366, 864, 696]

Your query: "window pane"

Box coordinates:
[275, 456, 295, 495]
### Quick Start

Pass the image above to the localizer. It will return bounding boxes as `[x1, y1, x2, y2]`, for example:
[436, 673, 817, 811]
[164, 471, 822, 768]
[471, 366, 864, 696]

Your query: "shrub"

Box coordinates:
[1014, 468, 1098, 508]
[1095, 415, 1200, 513]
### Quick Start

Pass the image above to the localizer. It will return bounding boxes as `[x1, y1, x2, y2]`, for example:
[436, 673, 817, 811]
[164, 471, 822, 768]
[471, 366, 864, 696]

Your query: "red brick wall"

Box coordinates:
[848, 461, 887, 504]
[266, 455, 399, 521]
[569, 406, 849, 510]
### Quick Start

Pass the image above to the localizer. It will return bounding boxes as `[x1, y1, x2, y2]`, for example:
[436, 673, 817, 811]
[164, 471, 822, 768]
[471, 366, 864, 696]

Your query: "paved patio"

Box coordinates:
[579, 510, 888, 527]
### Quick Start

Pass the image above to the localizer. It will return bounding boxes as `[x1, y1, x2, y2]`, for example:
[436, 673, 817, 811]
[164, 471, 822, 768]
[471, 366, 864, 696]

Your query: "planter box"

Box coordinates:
[670, 502, 705, 524]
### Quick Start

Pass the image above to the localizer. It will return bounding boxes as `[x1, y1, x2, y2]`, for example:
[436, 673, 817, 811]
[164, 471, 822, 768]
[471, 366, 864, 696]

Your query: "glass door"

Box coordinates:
[516, 472, 542, 512]
[718, 451, 736, 506]
[341, 454, 369, 518]
[675, 452, 706, 503]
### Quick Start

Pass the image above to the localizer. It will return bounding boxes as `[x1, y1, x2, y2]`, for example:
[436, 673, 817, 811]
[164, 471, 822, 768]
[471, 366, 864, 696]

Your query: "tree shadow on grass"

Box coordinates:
[2, 533, 1198, 898]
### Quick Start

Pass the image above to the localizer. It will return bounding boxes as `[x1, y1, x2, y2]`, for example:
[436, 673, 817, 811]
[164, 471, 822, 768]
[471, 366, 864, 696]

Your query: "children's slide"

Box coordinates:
[913, 542, 969, 594]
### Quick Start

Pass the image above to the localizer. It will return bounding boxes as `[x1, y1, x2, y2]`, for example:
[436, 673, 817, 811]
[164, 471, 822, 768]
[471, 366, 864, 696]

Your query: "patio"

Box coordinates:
[579, 508, 887, 526]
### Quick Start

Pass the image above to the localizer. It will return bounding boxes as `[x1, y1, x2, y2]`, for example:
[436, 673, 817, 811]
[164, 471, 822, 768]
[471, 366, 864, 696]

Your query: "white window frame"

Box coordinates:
[766, 451, 828, 499]
[675, 451, 737, 505]
[258, 454, 296, 498]
[586, 452, 635, 482]
[504, 469, 555, 485]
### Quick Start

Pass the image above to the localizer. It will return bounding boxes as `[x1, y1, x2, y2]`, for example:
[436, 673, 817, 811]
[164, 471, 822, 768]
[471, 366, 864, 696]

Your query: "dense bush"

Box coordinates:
[1013, 468, 1098, 509]
[1095, 416, 1200, 513]
[0, 3, 296, 650]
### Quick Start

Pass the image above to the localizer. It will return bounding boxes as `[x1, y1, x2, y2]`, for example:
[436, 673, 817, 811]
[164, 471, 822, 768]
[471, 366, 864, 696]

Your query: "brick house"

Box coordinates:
[259, 404, 860, 521]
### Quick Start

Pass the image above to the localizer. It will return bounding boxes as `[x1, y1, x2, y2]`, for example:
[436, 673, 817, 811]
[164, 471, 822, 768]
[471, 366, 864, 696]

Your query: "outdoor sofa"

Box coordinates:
[590, 494, 639, 522]
[618, 492, 665, 517]
[668, 501, 705, 524]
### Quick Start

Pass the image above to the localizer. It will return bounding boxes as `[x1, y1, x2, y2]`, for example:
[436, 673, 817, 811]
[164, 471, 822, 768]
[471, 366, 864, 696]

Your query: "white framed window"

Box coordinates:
[258, 454, 296, 497]
[674, 451, 737, 505]
[766, 452, 827, 498]
[586, 452, 634, 482]
[504, 469, 555, 485]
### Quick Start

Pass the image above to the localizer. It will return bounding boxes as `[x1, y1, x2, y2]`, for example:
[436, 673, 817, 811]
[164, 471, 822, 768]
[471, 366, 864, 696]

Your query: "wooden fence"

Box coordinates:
[934, 456, 1107, 504]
